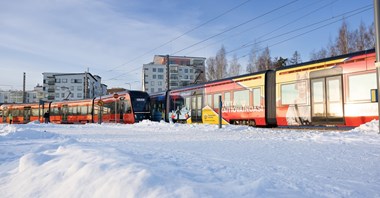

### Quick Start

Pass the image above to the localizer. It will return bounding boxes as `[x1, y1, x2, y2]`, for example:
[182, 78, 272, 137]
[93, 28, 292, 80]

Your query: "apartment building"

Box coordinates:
[42, 72, 107, 101]
[0, 85, 44, 104]
[143, 55, 206, 94]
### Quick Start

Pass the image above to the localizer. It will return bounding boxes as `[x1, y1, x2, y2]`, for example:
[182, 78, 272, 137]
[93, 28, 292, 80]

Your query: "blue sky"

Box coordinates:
[0, 0, 374, 90]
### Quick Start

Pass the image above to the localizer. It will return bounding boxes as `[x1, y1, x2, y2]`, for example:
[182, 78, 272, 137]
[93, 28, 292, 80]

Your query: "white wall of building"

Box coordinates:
[43, 73, 107, 101]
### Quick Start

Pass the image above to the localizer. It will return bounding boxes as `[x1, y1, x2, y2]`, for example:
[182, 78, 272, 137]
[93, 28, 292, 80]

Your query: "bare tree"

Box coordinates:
[257, 47, 272, 71]
[336, 20, 350, 54]
[206, 57, 217, 81]
[287, 51, 302, 65]
[327, 37, 338, 57]
[335, 20, 357, 55]
[354, 21, 367, 51]
[215, 45, 228, 79]
[310, 48, 327, 61]
[246, 42, 260, 73]
[368, 22, 376, 49]
[228, 54, 241, 77]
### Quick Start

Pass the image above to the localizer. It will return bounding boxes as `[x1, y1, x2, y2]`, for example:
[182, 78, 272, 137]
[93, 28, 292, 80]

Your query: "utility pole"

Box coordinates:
[374, 0, 380, 133]
[166, 55, 170, 91]
[23, 72, 26, 103]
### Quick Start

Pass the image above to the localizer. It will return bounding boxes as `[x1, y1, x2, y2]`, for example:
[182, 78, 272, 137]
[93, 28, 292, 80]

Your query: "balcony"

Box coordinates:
[47, 88, 55, 93]
[47, 81, 55, 85]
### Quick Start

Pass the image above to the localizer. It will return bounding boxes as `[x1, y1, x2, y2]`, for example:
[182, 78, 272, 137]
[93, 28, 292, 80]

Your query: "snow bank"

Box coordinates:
[0, 121, 379, 197]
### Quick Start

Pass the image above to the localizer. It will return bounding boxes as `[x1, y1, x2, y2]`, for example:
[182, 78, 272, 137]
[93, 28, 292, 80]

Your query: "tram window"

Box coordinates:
[10, 109, 20, 116]
[348, 73, 376, 101]
[79, 106, 88, 115]
[104, 102, 114, 114]
[69, 106, 77, 115]
[32, 109, 39, 116]
[93, 106, 99, 115]
[51, 107, 59, 115]
[233, 90, 249, 107]
[281, 81, 307, 105]
[185, 97, 191, 110]
[124, 100, 131, 113]
[224, 92, 231, 107]
[253, 88, 261, 107]
[205, 95, 212, 107]
[213, 93, 221, 109]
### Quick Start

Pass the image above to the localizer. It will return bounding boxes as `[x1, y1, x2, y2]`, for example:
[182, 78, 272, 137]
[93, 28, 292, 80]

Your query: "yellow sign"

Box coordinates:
[202, 106, 229, 125]
[97, 100, 104, 106]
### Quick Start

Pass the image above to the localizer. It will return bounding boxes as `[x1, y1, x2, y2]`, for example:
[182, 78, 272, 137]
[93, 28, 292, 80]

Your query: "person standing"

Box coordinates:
[8, 113, 13, 124]
[43, 111, 50, 124]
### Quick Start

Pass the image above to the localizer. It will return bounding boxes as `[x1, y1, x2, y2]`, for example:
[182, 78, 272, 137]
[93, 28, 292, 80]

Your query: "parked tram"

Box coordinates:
[151, 49, 377, 127]
[0, 91, 150, 124]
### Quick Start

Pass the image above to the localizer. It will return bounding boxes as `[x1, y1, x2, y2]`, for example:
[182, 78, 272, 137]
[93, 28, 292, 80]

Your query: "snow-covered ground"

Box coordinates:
[0, 120, 379, 198]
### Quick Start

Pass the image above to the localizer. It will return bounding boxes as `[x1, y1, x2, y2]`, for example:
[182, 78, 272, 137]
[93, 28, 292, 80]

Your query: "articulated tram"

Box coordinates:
[151, 49, 377, 127]
[0, 91, 150, 124]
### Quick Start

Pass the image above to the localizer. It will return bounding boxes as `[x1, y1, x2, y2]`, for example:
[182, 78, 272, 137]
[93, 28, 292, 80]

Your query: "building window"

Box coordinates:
[158, 68, 164, 72]
[190, 69, 193, 73]
[151, 88, 154, 93]
[190, 75, 194, 80]
[158, 81, 162, 86]
[77, 86, 82, 91]
[151, 81, 155, 86]
[153, 75, 156, 79]
[158, 88, 162, 92]
[61, 93, 65, 98]
[153, 68, 156, 72]
[56, 79, 61, 83]
[185, 69, 189, 73]
[62, 79, 67, 83]
[70, 86, 74, 91]
[158, 75, 164, 79]
[71, 79, 82, 83]
[55, 93, 60, 98]
[144, 68, 149, 71]
[77, 93, 82, 98]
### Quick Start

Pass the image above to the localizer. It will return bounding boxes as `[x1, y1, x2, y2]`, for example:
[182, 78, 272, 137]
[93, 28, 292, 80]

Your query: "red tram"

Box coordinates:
[0, 91, 150, 124]
[150, 49, 377, 127]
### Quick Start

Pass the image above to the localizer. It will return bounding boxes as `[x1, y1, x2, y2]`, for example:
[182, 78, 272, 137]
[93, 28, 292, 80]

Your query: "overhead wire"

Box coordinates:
[185, 0, 334, 55]
[170, 0, 299, 56]
[105, 0, 298, 81]
[105, 0, 252, 75]
[236, 5, 373, 60]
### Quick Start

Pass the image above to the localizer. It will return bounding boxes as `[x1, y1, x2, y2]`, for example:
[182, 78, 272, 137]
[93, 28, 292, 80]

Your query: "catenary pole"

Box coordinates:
[166, 55, 170, 91]
[374, 0, 380, 133]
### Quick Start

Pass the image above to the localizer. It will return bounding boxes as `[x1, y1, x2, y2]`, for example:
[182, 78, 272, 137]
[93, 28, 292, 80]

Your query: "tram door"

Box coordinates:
[23, 107, 31, 123]
[311, 75, 344, 124]
[191, 95, 203, 123]
[62, 105, 69, 123]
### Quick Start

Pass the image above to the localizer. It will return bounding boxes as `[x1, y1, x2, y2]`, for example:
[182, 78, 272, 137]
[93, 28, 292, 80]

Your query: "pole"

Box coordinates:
[374, 0, 380, 133]
[219, 95, 222, 129]
[166, 55, 170, 91]
[23, 72, 26, 103]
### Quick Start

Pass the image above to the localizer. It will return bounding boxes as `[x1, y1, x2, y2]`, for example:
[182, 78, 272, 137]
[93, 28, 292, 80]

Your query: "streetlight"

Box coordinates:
[125, 81, 139, 90]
